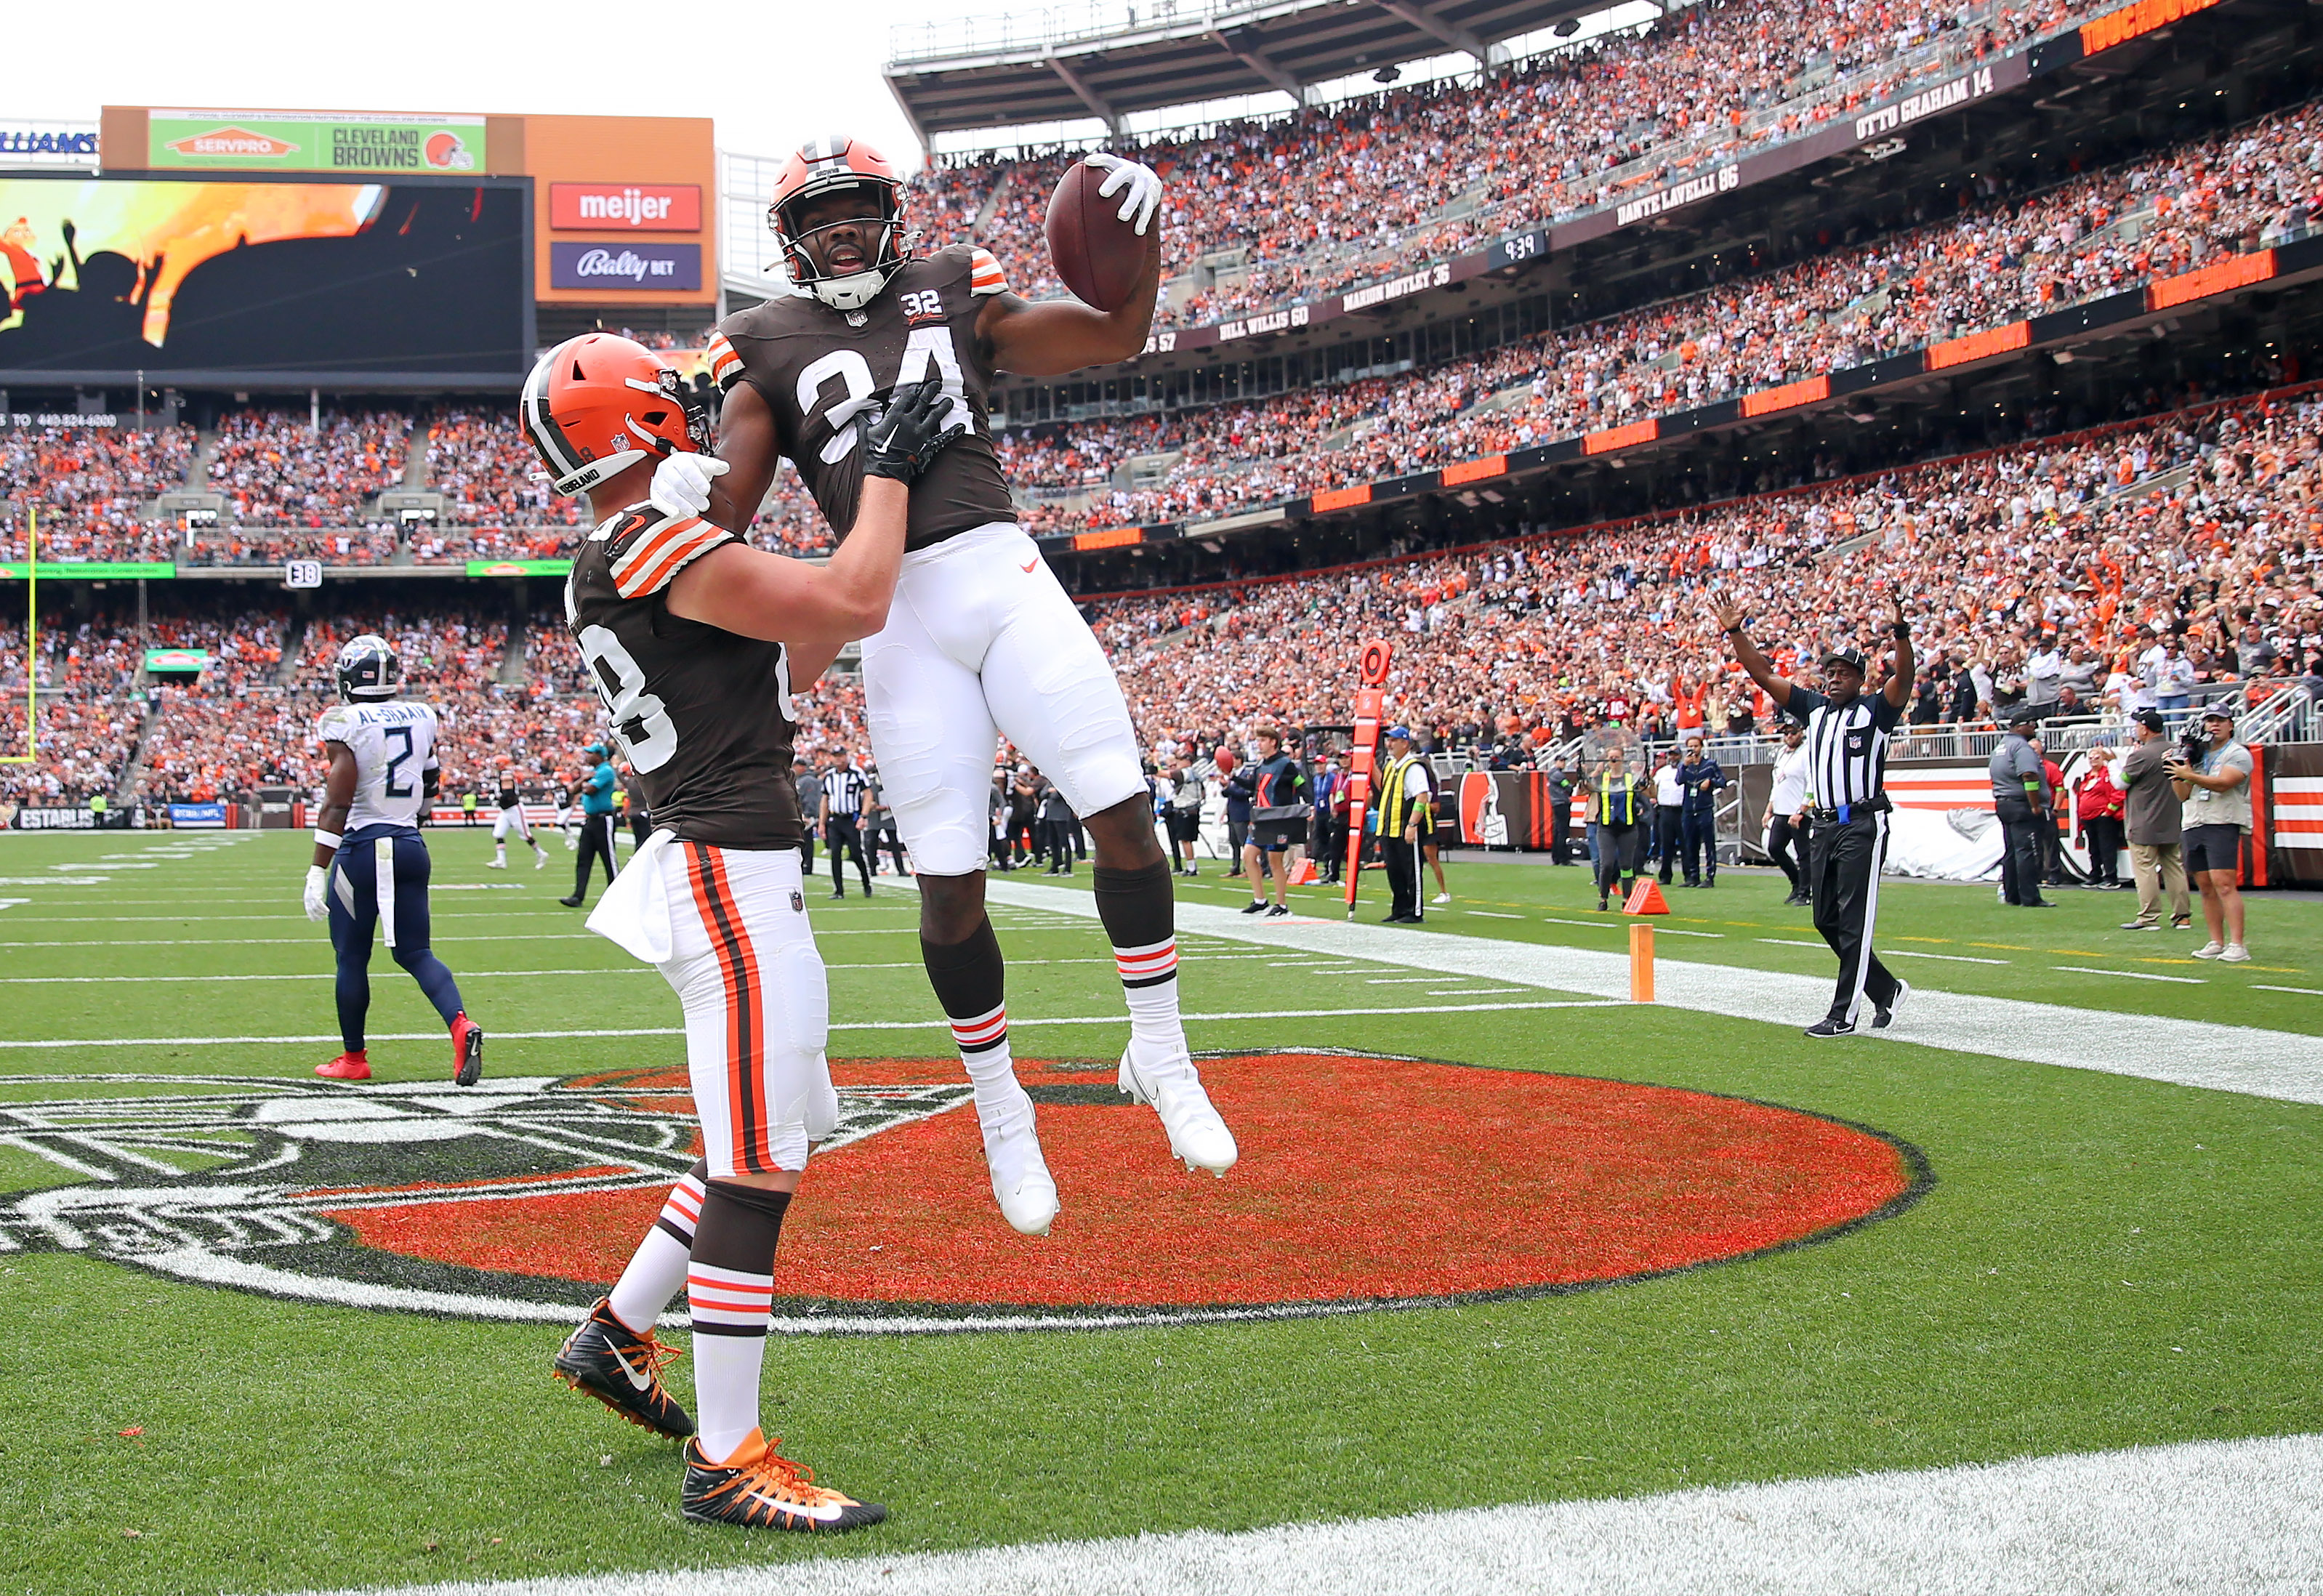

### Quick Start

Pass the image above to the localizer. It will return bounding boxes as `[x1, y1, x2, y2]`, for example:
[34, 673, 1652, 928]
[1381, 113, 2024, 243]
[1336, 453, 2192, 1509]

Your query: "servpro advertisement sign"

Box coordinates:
[147, 110, 485, 174]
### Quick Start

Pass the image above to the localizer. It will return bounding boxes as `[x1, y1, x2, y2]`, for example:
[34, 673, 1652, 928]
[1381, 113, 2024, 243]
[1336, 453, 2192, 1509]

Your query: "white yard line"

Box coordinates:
[2056, 966, 2205, 984]
[979, 879, 2323, 1107]
[0, 1001, 1620, 1051]
[285, 1432, 2323, 1596]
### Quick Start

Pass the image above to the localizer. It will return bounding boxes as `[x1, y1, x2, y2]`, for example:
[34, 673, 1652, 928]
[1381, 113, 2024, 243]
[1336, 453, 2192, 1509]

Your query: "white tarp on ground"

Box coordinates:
[1880, 806, 2003, 882]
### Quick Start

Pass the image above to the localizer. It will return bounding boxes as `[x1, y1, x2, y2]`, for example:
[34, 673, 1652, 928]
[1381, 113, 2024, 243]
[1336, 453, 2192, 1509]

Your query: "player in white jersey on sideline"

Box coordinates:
[301, 634, 485, 1085]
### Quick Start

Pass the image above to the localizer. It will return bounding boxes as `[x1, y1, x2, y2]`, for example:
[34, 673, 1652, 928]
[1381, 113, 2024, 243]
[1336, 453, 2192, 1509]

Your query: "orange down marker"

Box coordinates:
[1630, 924, 1656, 1003]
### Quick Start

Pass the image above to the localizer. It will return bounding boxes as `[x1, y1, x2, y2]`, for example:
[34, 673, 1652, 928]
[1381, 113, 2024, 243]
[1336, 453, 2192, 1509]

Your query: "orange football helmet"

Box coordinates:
[519, 333, 706, 498]
[768, 135, 911, 311]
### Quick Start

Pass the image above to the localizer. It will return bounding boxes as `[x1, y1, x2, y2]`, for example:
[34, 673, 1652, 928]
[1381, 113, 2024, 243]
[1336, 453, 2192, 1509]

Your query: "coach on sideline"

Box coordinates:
[1713, 595, 1915, 1039]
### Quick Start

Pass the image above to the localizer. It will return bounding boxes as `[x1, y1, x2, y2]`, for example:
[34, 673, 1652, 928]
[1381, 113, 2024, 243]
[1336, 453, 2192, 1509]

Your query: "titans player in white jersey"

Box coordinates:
[301, 635, 486, 1084]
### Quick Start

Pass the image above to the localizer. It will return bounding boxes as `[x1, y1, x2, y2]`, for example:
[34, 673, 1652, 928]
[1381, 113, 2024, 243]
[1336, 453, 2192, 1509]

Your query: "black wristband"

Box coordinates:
[1891, 622, 1910, 638]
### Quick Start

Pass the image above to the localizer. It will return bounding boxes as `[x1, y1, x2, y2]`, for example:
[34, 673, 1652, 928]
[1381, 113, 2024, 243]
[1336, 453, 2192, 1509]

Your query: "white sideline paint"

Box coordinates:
[286, 1432, 2323, 1596]
[981, 879, 2323, 1107]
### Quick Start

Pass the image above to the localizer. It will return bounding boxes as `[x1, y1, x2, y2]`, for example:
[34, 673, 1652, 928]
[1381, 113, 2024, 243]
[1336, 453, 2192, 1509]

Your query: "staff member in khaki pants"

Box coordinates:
[2116, 708, 2191, 932]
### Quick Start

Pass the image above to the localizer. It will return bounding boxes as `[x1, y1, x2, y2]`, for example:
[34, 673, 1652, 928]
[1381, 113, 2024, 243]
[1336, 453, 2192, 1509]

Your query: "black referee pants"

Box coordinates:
[1767, 813, 1807, 895]
[1808, 809, 1899, 1026]
[571, 813, 619, 905]
[827, 817, 871, 895]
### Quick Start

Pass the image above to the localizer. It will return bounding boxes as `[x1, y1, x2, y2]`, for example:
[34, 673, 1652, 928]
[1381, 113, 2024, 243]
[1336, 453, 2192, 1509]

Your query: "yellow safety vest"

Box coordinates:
[1377, 754, 1430, 833]
[1598, 773, 1640, 826]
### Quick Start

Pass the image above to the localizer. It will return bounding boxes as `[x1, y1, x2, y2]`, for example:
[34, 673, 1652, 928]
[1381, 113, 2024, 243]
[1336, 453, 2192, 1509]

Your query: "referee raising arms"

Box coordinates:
[1713, 595, 1915, 1039]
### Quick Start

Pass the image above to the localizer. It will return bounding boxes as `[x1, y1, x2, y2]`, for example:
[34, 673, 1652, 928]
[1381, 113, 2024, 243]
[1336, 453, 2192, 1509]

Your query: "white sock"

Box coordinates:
[1114, 938, 1186, 1057]
[606, 1171, 704, 1332]
[689, 1259, 773, 1462]
[950, 1004, 1032, 1132]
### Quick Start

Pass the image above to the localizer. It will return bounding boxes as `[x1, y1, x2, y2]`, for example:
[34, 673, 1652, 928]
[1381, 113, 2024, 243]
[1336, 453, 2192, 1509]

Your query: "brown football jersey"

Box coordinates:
[565, 503, 804, 849]
[707, 243, 1016, 552]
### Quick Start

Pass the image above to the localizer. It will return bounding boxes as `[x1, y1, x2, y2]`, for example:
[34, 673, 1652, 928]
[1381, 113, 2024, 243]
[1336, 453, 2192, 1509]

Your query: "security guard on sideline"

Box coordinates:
[1988, 709, 2053, 908]
[1374, 726, 1434, 924]
[1714, 595, 1915, 1037]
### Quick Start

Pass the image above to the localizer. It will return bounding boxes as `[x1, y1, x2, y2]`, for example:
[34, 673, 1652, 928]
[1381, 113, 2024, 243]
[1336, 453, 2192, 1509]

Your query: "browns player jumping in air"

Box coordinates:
[654, 137, 1236, 1240]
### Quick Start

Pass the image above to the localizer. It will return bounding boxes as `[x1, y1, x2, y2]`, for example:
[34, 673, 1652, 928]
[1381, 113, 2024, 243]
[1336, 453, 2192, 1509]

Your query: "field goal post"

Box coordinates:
[1, 504, 33, 767]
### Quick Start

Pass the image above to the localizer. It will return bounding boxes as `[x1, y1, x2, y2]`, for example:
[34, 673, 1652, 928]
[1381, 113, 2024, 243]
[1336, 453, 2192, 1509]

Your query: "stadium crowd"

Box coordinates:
[1082, 384, 2323, 757]
[427, 410, 585, 528]
[1008, 94, 2323, 533]
[209, 410, 411, 525]
[911, 0, 2082, 320]
[9, 379, 2318, 813]
[0, 424, 196, 562]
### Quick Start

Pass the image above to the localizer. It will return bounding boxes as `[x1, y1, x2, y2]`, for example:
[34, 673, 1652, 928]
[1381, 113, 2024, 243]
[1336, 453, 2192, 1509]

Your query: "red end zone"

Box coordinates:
[323, 1052, 1925, 1319]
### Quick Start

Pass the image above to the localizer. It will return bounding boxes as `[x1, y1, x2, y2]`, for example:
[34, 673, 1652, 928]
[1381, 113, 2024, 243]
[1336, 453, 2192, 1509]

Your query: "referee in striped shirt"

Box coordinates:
[820, 757, 873, 899]
[1714, 595, 1914, 1038]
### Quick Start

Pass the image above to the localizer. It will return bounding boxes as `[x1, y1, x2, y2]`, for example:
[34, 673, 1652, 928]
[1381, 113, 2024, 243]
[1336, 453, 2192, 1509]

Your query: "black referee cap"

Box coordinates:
[1820, 645, 1869, 674]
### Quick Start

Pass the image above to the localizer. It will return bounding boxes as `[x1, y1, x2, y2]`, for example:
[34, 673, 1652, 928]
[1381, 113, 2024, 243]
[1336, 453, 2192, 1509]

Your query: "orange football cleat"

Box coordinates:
[681, 1430, 885, 1531]
[316, 1050, 371, 1081]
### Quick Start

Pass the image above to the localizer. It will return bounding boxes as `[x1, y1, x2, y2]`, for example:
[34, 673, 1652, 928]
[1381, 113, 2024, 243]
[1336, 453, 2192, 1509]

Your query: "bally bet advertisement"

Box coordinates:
[0, 177, 528, 377]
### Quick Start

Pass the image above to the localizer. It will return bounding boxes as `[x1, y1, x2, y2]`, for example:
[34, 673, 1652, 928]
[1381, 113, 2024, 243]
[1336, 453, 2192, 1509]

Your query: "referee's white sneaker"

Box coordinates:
[1119, 1043, 1238, 1177]
[981, 1101, 1058, 1238]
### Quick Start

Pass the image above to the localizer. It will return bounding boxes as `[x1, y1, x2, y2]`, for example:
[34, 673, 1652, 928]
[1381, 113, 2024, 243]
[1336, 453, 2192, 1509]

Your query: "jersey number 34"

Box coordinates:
[796, 328, 975, 465]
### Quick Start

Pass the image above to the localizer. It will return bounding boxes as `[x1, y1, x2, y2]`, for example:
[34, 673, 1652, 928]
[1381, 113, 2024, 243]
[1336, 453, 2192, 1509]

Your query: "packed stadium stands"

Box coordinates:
[1006, 94, 2323, 534]
[1089, 384, 2323, 749]
[909, 0, 2083, 321]
[7, 369, 2316, 815]
[209, 410, 411, 525]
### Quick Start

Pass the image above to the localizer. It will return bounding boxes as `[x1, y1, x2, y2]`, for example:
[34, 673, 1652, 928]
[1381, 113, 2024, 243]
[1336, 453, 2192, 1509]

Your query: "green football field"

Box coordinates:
[4, 828, 2320, 1596]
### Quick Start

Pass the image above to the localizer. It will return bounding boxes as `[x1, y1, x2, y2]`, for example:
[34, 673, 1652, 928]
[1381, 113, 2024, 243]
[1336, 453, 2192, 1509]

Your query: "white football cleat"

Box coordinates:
[486, 858, 507, 869]
[535, 850, 548, 870]
[981, 1106, 1059, 1237]
[1118, 1044, 1237, 1177]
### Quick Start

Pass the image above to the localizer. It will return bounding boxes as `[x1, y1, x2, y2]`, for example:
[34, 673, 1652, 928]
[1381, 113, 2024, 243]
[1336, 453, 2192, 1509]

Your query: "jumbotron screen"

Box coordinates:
[0, 177, 527, 376]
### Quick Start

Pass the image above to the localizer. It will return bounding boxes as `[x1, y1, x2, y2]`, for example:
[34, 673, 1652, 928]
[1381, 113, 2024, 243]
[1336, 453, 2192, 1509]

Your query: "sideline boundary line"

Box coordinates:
[981, 879, 2323, 1107]
[283, 1432, 2323, 1596]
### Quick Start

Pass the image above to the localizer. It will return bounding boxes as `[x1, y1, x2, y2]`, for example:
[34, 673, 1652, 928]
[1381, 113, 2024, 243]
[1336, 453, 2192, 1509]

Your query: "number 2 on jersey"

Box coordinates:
[381, 725, 415, 797]
[794, 327, 975, 464]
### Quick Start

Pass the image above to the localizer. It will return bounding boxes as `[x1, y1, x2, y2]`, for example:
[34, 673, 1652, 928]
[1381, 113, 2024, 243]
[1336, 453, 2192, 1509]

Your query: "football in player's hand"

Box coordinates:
[1045, 160, 1149, 312]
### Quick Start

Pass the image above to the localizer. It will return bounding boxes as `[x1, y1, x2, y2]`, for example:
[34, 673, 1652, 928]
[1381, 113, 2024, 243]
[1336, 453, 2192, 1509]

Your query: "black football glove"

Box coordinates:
[863, 376, 967, 483]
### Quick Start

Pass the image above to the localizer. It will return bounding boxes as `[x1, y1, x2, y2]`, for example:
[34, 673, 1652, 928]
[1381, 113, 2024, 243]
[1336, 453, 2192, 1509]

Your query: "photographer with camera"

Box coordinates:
[2167, 708, 2255, 962]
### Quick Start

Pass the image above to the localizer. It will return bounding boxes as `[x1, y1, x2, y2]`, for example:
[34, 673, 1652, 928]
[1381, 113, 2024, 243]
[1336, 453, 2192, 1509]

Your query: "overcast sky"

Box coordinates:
[14, 0, 946, 169]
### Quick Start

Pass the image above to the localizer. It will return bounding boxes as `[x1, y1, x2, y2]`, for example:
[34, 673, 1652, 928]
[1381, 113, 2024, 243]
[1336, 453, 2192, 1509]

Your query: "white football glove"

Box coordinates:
[648, 453, 729, 521]
[1085, 152, 1164, 238]
[304, 864, 331, 923]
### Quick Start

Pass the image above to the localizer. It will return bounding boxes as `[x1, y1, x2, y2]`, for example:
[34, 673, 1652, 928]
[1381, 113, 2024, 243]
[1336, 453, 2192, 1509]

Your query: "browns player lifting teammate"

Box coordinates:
[653, 137, 1236, 1239]
[522, 331, 962, 1531]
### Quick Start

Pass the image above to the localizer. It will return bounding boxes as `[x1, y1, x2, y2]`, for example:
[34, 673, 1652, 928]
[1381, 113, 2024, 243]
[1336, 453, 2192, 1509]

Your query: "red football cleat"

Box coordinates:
[316, 1050, 371, 1081]
[450, 1013, 485, 1087]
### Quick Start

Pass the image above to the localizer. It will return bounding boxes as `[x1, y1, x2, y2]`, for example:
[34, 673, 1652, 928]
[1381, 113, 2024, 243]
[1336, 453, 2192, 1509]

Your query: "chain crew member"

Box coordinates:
[1716, 595, 1915, 1037]
[1374, 726, 1433, 924]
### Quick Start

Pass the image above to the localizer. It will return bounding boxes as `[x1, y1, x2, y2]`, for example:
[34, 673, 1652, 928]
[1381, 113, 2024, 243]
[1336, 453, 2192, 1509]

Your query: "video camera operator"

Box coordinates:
[2167, 708, 2255, 962]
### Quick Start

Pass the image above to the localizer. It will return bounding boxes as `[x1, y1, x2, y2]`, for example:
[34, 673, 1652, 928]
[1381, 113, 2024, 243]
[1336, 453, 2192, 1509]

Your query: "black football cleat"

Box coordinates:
[682, 1430, 886, 1531]
[1804, 1018, 1858, 1039]
[554, 1297, 693, 1439]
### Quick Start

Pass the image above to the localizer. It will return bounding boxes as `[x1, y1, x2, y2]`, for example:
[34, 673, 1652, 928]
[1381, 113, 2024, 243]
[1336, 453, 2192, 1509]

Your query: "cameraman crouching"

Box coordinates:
[2167, 707, 2255, 962]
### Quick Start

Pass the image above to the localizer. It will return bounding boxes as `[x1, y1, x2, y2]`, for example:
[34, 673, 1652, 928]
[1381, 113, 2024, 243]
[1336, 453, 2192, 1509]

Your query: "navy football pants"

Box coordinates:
[328, 832, 465, 1052]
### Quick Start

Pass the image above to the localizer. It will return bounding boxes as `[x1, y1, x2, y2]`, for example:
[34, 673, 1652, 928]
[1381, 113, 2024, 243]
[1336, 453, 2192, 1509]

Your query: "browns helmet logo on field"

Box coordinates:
[0, 1054, 1928, 1331]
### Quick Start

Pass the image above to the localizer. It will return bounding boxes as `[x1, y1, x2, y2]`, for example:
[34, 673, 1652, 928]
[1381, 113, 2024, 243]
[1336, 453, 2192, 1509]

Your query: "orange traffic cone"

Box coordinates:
[1622, 878, 1671, 916]
[1289, 858, 1320, 886]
